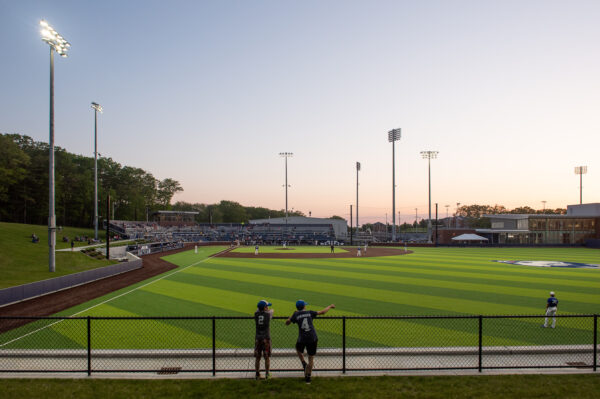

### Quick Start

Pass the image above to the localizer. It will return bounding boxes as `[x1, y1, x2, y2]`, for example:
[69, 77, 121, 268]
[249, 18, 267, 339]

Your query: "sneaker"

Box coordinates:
[255, 373, 260, 380]
[265, 373, 271, 380]
[551, 326, 555, 329]
[541, 325, 547, 328]
[305, 375, 311, 384]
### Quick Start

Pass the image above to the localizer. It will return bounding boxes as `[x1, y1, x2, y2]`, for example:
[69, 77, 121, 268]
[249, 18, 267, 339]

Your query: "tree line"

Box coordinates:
[171, 200, 309, 224]
[0, 133, 183, 227]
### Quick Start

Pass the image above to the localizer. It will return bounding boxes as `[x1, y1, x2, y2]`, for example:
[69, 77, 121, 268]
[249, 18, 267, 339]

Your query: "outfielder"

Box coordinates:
[543, 291, 558, 328]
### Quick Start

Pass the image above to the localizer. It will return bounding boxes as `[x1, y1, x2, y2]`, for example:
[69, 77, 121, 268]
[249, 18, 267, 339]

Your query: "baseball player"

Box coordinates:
[356, 246, 361, 257]
[286, 300, 335, 384]
[543, 291, 558, 328]
[254, 299, 274, 379]
[255, 245, 259, 255]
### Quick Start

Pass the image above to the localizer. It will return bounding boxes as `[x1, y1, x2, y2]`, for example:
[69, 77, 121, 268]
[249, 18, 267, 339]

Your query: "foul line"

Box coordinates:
[0, 247, 230, 348]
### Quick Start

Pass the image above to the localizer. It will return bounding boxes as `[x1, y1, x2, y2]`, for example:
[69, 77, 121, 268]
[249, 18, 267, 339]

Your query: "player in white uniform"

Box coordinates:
[543, 291, 558, 328]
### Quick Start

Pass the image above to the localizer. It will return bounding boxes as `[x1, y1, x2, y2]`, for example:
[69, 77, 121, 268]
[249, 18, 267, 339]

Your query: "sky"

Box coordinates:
[1, 0, 599, 225]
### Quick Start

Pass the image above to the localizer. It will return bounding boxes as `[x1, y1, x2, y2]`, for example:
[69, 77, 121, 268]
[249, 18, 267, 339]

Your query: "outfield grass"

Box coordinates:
[0, 375, 599, 399]
[0, 222, 116, 289]
[232, 245, 348, 253]
[2, 246, 599, 351]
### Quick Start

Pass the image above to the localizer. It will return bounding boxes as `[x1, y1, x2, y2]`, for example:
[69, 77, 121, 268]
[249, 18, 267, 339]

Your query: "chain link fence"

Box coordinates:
[0, 315, 597, 375]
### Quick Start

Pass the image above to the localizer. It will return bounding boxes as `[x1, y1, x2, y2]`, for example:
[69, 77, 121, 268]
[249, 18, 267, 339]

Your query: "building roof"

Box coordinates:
[452, 233, 489, 241]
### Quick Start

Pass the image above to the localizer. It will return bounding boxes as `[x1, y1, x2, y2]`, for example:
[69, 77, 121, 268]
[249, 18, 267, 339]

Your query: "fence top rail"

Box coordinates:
[0, 314, 597, 321]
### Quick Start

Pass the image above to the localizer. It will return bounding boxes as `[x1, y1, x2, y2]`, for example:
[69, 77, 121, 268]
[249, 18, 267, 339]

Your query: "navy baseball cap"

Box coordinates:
[296, 300, 308, 310]
[257, 300, 272, 309]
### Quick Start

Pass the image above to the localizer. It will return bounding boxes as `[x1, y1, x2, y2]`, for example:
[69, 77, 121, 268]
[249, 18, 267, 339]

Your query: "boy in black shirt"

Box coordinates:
[254, 299, 273, 379]
[286, 300, 335, 384]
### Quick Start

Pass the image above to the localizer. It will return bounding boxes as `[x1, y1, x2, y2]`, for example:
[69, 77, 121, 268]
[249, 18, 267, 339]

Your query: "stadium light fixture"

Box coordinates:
[420, 151, 439, 243]
[574, 166, 587, 204]
[279, 152, 293, 226]
[40, 19, 70, 273]
[388, 128, 401, 242]
[91, 102, 103, 240]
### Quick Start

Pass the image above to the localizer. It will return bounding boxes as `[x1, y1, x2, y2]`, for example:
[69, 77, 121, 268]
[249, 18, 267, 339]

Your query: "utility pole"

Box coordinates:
[356, 162, 361, 232]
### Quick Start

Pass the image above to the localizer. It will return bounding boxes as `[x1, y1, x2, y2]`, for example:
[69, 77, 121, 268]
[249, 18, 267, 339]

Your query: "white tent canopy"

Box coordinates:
[452, 233, 489, 241]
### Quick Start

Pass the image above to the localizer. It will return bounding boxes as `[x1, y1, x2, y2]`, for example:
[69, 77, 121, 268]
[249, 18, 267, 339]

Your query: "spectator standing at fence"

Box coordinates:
[543, 291, 559, 328]
[286, 300, 335, 384]
[254, 299, 274, 380]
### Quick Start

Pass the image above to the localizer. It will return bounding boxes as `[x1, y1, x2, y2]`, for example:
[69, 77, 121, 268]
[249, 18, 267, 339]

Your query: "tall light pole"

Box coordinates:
[388, 128, 401, 242]
[40, 20, 70, 273]
[356, 162, 361, 231]
[456, 202, 461, 228]
[414, 208, 418, 233]
[420, 151, 438, 243]
[541, 200, 547, 212]
[91, 102, 103, 240]
[279, 152, 293, 225]
[445, 204, 450, 226]
[574, 166, 587, 204]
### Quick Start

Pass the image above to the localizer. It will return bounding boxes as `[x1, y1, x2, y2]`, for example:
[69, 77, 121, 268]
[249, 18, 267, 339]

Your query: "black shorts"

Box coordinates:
[254, 338, 271, 357]
[296, 340, 318, 356]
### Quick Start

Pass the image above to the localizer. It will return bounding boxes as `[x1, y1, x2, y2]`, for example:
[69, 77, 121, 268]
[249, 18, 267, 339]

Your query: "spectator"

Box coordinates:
[286, 300, 335, 384]
[254, 300, 274, 380]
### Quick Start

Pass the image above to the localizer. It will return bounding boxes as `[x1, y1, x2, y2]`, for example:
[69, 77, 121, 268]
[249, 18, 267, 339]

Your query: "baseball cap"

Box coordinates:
[296, 300, 308, 310]
[550, 291, 555, 296]
[257, 300, 272, 310]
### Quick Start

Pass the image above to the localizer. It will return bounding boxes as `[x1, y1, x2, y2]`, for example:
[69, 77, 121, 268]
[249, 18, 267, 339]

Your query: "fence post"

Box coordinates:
[342, 317, 346, 374]
[594, 314, 597, 372]
[478, 315, 482, 373]
[87, 316, 91, 376]
[212, 317, 216, 376]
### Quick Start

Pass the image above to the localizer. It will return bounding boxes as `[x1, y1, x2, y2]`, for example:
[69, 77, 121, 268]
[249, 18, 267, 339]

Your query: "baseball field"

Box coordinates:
[2, 246, 599, 351]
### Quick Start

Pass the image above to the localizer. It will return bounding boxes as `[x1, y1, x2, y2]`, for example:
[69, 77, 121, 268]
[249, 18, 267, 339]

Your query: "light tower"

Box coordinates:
[420, 151, 438, 243]
[40, 19, 70, 273]
[91, 102, 103, 240]
[279, 152, 293, 225]
[574, 166, 587, 204]
[388, 128, 401, 242]
[356, 162, 361, 231]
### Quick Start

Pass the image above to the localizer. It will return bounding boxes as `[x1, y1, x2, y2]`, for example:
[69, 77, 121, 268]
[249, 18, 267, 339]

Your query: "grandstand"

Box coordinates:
[108, 216, 345, 245]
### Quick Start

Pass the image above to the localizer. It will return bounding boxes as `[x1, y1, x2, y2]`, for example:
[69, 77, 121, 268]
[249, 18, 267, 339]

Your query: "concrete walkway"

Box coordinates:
[1, 346, 597, 378]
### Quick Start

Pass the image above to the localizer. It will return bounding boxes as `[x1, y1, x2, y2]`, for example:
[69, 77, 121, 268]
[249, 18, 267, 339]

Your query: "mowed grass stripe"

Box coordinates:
[241, 257, 600, 296]
[55, 304, 224, 349]
[290, 257, 600, 289]
[182, 262, 547, 315]
[206, 258, 600, 307]
[163, 273, 594, 345]
[140, 279, 525, 347]
[363, 255, 600, 283]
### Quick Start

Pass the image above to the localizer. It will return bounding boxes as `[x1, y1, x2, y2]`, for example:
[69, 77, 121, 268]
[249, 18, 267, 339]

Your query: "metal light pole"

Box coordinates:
[541, 200, 547, 212]
[420, 151, 438, 243]
[574, 166, 587, 204]
[40, 20, 70, 273]
[91, 102, 103, 240]
[414, 208, 418, 233]
[455, 202, 461, 228]
[388, 128, 401, 242]
[279, 152, 293, 225]
[356, 162, 361, 231]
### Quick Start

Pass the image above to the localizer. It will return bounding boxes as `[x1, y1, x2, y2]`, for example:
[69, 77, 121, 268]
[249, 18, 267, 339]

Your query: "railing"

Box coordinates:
[0, 315, 597, 375]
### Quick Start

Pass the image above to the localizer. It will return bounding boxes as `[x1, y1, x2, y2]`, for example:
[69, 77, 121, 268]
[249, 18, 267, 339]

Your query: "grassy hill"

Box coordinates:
[0, 222, 116, 289]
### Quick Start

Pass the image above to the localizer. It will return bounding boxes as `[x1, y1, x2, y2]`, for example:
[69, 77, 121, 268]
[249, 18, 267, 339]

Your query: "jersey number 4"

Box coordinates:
[301, 318, 311, 332]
